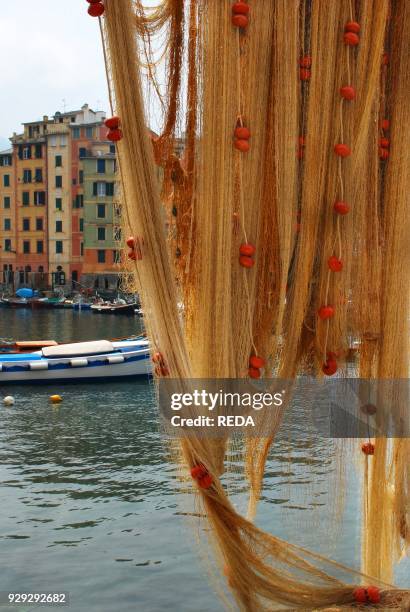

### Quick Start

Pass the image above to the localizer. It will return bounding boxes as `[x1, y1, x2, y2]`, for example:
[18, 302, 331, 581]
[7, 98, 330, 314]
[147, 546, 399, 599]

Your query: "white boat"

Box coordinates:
[0, 338, 151, 384]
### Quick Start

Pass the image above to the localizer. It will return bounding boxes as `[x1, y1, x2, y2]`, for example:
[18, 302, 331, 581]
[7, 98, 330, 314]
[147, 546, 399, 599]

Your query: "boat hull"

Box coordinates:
[0, 340, 151, 384]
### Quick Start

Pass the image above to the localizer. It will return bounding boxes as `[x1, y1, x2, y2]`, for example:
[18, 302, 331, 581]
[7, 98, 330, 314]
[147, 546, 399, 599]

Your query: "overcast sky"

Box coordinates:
[0, 0, 110, 149]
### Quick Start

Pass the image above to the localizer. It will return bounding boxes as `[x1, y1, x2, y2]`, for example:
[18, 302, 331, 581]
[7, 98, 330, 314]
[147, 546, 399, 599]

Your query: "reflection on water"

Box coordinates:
[0, 311, 408, 611]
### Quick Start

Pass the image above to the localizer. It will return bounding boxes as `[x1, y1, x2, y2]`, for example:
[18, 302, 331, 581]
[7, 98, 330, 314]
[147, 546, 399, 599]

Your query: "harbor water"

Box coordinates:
[0, 309, 408, 611]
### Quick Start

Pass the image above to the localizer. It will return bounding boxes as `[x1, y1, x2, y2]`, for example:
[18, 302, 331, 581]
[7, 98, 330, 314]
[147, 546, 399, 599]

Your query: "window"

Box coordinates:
[4, 219, 11, 231]
[3, 174, 10, 187]
[49, 136, 57, 147]
[34, 191, 45, 206]
[80, 242, 84, 256]
[4, 239, 11, 252]
[110, 145, 115, 154]
[55, 155, 62, 167]
[4, 196, 10, 209]
[72, 127, 80, 139]
[94, 182, 104, 197]
[97, 159, 106, 174]
[23, 169, 32, 183]
[22, 218, 30, 231]
[56, 241, 63, 254]
[79, 218, 84, 232]
[55, 175, 62, 188]
[97, 249, 106, 263]
[23, 240, 30, 254]
[79, 147, 86, 159]
[36, 240, 43, 254]
[79, 170, 84, 184]
[74, 194, 83, 208]
[56, 220, 63, 233]
[56, 197, 62, 210]
[22, 191, 30, 206]
[0, 154, 11, 166]
[60, 135, 67, 146]
[35, 168, 42, 182]
[97, 203, 106, 218]
[35, 144, 42, 158]
[97, 227, 106, 241]
[36, 218, 43, 231]
[86, 127, 93, 139]
[22, 146, 31, 160]
[113, 250, 121, 264]
[93, 182, 112, 197]
[114, 226, 122, 241]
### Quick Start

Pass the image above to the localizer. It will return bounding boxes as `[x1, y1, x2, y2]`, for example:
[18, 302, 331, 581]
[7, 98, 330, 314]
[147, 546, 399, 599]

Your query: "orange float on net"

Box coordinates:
[232, 14, 248, 28]
[353, 586, 380, 605]
[239, 243, 255, 257]
[248, 367, 261, 379]
[249, 355, 265, 369]
[328, 255, 343, 272]
[340, 85, 356, 100]
[322, 356, 337, 376]
[318, 305, 335, 320]
[198, 474, 213, 489]
[361, 442, 375, 455]
[345, 21, 361, 33]
[191, 464, 207, 480]
[299, 56, 312, 68]
[191, 464, 213, 489]
[152, 352, 164, 364]
[361, 403, 377, 416]
[87, 2, 105, 17]
[334, 143, 351, 157]
[234, 126, 251, 140]
[333, 201, 350, 215]
[107, 128, 123, 142]
[232, 2, 249, 15]
[104, 116, 120, 130]
[344, 32, 360, 46]
[239, 255, 254, 268]
[234, 139, 250, 152]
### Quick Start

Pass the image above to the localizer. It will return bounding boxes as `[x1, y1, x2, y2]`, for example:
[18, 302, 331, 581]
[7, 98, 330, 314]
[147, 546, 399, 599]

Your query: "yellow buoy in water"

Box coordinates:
[3, 396, 15, 406]
[49, 394, 62, 403]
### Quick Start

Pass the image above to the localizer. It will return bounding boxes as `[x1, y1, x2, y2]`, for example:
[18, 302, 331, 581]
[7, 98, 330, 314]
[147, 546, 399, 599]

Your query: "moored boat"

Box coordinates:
[90, 302, 139, 315]
[0, 338, 151, 383]
[0, 297, 30, 308]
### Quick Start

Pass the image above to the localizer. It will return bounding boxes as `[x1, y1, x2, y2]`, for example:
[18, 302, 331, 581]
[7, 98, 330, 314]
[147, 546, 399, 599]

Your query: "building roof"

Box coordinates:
[0, 148, 12, 155]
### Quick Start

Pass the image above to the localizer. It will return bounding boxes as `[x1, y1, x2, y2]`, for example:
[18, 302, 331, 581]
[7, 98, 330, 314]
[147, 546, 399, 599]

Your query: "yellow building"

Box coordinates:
[11, 119, 48, 285]
[46, 122, 72, 285]
[0, 148, 16, 288]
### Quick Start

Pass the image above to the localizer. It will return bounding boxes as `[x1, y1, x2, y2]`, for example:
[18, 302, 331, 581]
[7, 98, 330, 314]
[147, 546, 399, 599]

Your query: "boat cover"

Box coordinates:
[0, 353, 43, 362]
[42, 340, 114, 358]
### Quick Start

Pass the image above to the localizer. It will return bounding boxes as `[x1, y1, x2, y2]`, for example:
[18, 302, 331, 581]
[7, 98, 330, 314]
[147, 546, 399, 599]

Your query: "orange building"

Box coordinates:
[10, 121, 49, 288]
[0, 148, 16, 288]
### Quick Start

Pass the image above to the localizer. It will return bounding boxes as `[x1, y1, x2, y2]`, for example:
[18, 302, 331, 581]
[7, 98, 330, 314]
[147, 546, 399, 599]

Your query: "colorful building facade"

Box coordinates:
[82, 143, 121, 290]
[0, 148, 16, 287]
[11, 123, 49, 287]
[0, 104, 119, 292]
